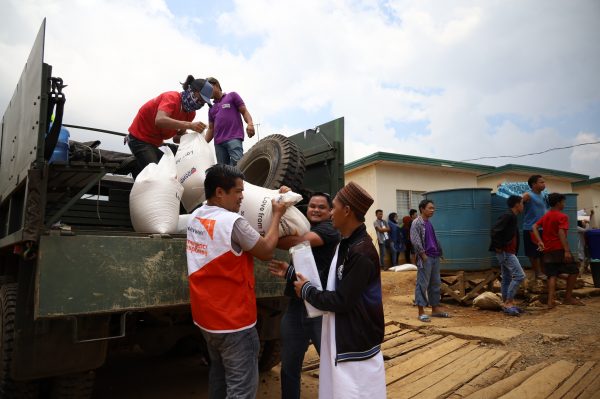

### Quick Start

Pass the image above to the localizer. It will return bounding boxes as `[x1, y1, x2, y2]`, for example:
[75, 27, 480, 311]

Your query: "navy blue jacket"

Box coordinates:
[301, 224, 384, 363]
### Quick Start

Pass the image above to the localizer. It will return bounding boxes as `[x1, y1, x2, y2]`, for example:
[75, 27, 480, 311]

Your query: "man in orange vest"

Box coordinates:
[186, 164, 288, 398]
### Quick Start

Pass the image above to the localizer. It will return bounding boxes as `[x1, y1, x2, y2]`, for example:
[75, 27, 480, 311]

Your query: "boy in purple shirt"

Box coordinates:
[410, 199, 450, 322]
[205, 77, 255, 166]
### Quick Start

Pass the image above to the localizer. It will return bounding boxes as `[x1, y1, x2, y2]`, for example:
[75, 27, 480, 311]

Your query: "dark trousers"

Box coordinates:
[280, 299, 322, 399]
[127, 135, 179, 178]
[201, 328, 259, 399]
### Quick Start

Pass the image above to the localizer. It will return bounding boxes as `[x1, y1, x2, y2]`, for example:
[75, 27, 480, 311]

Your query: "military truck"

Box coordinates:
[0, 20, 344, 397]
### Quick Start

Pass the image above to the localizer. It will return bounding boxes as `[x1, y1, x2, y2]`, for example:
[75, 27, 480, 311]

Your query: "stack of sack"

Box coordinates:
[130, 132, 310, 237]
[129, 147, 183, 234]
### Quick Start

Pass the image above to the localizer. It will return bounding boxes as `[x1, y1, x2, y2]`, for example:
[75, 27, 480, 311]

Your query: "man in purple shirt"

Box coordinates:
[205, 77, 255, 166]
[410, 199, 450, 322]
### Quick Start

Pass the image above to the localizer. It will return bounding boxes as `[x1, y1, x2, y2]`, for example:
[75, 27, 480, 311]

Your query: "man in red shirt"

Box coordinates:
[532, 193, 584, 308]
[128, 75, 213, 176]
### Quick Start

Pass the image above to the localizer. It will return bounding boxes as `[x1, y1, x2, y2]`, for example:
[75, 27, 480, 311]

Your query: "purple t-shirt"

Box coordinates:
[424, 220, 441, 257]
[208, 91, 245, 145]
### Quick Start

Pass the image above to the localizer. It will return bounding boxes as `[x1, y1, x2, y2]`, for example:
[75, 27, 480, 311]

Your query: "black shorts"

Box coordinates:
[543, 250, 579, 277]
[523, 230, 543, 258]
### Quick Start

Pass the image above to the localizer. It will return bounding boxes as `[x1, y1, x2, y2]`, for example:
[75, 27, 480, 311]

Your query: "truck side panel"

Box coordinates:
[36, 234, 287, 317]
[0, 20, 47, 202]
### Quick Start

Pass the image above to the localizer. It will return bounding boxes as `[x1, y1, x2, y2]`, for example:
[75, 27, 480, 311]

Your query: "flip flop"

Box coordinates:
[418, 314, 431, 323]
[503, 306, 520, 316]
[431, 312, 451, 318]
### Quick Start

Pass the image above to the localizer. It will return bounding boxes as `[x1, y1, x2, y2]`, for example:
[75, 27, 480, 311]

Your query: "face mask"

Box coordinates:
[181, 88, 204, 112]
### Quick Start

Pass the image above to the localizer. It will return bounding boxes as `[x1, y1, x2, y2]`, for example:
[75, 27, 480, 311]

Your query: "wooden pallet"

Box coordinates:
[301, 321, 599, 398]
[441, 270, 500, 305]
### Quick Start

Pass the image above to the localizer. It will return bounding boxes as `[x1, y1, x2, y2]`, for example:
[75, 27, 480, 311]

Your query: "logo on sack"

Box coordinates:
[256, 196, 269, 232]
[180, 167, 197, 184]
[196, 217, 216, 240]
[176, 150, 194, 164]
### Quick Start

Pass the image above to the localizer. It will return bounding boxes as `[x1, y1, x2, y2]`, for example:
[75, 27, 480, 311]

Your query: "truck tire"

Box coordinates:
[50, 371, 95, 399]
[237, 134, 306, 192]
[258, 339, 281, 372]
[0, 284, 40, 398]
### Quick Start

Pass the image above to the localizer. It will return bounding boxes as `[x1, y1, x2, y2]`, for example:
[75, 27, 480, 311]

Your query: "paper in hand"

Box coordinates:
[290, 241, 325, 318]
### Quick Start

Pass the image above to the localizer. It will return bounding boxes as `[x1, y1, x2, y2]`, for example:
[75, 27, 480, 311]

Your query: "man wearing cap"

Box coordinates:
[128, 75, 213, 175]
[205, 77, 255, 166]
[294, 182, 386, 399]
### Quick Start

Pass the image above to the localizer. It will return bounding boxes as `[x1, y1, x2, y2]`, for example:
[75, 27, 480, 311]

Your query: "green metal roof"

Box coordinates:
[478, 164, 589, 181]
[572, 177, 600, 187]
[344, 152, 496, 174]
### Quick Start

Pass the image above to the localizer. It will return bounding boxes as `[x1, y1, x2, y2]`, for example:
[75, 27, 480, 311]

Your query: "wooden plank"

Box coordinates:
[577, 367, 600, 399]
[441, 283, 464, 302]
[465, 362, 548, 399]
[301, 361, 319, 372]
[559, 362, 600, 399]
[448, 351, 521, 399]
[498, 360, 577, 399]
[386, 337, 469, 385]
[413, 349, 508, 399]
[384, 324, 402, 336]
[387, 345, 481, 398]
[381, 331, 423, 351]
[546, 361, 595, 399]
[457, 271, 466, 297]
[384, 325, 408, 341]
[385, 336, 456, 370]
[384, 334, 444, 359]
[461, 271, 499, 302]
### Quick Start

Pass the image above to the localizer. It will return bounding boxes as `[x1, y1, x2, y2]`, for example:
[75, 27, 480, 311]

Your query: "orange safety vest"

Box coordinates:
[186, 205, 256, 333]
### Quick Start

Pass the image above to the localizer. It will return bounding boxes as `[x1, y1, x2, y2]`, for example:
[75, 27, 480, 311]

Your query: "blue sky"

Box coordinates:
[0, 0, 599, 177]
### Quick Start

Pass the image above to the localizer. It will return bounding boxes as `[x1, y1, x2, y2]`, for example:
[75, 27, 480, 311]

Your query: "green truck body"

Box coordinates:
[0, 20, 344, 391]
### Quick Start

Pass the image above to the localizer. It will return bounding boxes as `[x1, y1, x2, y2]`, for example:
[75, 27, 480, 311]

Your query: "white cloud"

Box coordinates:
[1, 0, 599, 178]
[570, 132, 600, 176]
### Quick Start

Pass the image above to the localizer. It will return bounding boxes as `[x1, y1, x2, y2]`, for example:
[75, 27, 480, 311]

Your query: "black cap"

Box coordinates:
[190, 79, 214, 107]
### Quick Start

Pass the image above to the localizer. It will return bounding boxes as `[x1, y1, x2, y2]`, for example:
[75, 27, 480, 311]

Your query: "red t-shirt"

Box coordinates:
[502, 235, 517, 254]
[535, 210, 569, 252]
[128, 91, 195, 147]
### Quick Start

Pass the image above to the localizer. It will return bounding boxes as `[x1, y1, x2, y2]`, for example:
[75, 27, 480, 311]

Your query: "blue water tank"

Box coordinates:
[48, 125, 70, 164]
[425, 188, 492, 271]
[564, 193, 578, 257]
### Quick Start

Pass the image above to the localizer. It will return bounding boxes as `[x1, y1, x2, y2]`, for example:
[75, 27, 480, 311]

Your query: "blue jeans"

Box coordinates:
[496, 252, 525, 301]
[201, 327, 259, 399]
[215, 139, 244, 166]
[378, 242, 387, 268]
[280, 299, 322, 399]
[127, 135, 163, 177]
[389, 244, 400, 266]
[415, 256, 441, 307]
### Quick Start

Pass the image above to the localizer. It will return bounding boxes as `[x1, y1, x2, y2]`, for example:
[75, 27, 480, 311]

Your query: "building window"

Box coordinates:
[396, 190, 425, 215]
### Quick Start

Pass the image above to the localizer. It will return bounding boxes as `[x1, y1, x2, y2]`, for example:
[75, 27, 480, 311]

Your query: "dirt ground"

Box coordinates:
[92, 271, 600, 398]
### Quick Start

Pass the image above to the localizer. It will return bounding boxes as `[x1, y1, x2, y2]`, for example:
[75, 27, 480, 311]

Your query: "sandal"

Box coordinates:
[431, 312, 451, 318]
[564, 298, 585, 306]
[418, 314, 431, 323]
[503, 306, 520, 316]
